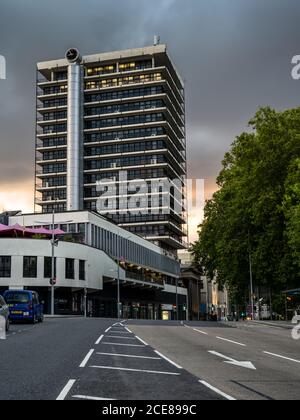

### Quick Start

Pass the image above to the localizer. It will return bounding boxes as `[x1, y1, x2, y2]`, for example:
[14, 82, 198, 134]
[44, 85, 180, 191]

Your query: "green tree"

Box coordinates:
[193, 107, 300, 305]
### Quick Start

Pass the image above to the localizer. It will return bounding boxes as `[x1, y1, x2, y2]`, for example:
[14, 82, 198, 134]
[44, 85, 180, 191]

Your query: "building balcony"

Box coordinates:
[37, 130, 68, 138]
[37, 117, 67, 125]
[84, 106, 167, 121]
[84, 92, 166, 108]
[37, 102, 67, 112]
[145, 234, 189, 250]
[35, 197, 67, 205]
[35, 183, 66, 192]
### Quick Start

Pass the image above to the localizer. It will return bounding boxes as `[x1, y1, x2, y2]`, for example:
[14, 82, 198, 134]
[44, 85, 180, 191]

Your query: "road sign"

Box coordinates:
[50, 278, 57, 286]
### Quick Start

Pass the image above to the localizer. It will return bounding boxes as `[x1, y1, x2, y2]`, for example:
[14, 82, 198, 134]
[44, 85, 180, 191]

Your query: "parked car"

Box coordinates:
[3, 290, 44, 324]
[0, 295, 9, 332]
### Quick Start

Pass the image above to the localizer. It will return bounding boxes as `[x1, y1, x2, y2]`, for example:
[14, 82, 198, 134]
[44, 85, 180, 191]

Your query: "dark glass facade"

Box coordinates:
[35, 47, 187, 252]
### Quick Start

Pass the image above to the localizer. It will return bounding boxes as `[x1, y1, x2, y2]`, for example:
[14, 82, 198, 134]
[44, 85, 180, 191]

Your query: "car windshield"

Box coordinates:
[5, 293, 30, 304]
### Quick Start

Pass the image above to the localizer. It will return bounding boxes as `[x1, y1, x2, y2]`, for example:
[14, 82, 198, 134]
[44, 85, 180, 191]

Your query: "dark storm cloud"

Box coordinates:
[1, 0, 300, 197]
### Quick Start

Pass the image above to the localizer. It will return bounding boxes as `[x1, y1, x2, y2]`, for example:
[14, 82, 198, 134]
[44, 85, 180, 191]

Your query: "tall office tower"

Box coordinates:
[35, 44, 187, 253]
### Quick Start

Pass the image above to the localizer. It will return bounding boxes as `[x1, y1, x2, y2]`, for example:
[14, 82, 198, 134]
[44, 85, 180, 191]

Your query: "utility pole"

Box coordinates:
[117, 238, 121, 320]
[51, 209, 55, 316]
[249, 251, 255, 321]
[176, 278, 179, 321]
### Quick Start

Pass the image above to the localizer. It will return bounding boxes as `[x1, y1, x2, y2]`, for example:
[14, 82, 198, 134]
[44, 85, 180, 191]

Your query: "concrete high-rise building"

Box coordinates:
[35, 44, 187, 253]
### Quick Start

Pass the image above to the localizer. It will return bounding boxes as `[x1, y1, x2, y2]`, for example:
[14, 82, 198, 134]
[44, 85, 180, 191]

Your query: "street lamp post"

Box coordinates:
[116, 232, 132, 320]
[50, 209, 55, 316]
[35, 212, 73, 316]
[249, 251, 255, 321]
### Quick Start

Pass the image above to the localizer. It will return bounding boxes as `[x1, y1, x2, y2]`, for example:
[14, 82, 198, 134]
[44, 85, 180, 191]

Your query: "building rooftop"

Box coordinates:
[37, 44, 184, 89]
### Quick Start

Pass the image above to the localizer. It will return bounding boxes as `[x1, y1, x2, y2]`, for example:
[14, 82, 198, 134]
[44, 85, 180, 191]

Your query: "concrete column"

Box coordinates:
[67, 62, 83, 211]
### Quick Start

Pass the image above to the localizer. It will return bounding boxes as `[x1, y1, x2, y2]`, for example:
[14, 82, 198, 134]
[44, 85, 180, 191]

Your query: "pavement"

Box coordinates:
[0, 318, 299, 400]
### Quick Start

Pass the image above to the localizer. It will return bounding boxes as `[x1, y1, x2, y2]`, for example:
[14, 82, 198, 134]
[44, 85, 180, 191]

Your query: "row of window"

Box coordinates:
[85, 140, 166, 156]
[85, 127, 165, 143]
[38, 136, 67, 148]
[41, 111, 67, 121]
[99, 197, 169, 210]
[84, 168, 167, 184]
[85, 86, 164, 103]
[42, 163, 66, 174]
[108, 213, 183, 225]
[90, 224, 179, 275]
[85, 100, 164, 117]
[40, 150, 67, 161]
[0, 256, 85, 281]
[85, 60, 153, 77]
[84, 112, 165, 130]
[42, 124, 67, 135]
[128, 225, 170, 236]
[119, 60, 152, 72]
[41, 176, 67, 188]
[41, 85, 67, 95]
[42, 189, 66, 201]
[42, 203, 67, 213]
[85, 73, 163, 90]
[84, 154, 166, 171]
[86, 64, 116, 76]
[39, 98, 67, 109]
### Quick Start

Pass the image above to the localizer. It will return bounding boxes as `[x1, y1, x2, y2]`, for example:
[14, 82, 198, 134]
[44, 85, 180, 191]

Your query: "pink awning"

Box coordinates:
[0, 224, 65, 237]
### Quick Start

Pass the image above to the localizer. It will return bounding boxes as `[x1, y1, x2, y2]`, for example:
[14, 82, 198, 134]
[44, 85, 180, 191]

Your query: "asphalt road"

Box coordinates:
[128, 320, 300, 401]
[0, 318, 220, 401]
[1, 318, 299, 400]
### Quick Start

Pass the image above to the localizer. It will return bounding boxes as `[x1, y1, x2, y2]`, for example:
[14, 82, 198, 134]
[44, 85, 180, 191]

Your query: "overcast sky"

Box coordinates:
[0, 0, 300, 240]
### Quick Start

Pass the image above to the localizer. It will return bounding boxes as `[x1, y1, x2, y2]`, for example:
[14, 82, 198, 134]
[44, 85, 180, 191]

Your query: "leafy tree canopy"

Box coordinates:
[193, 107, 300, 302]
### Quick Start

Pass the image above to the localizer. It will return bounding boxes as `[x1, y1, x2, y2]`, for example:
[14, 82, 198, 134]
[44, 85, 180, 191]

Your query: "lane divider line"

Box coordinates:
[101, 342, 145, 347]
[56, 379, 76, 401]
[90, 365, 181, 376]
[105, 327, 112, 333]
[95, 335, 104, 345]
[79, 349, 95, 368]
[135, 336, 149, 346]
[96, 352, 162, 360]
[199, 380, 236, 401]
[154, 350, 183, 369]
[106, 336, 136, 340]
[72, 395, 115, 401]
[216, 337, 246, 347]
[193, 328, 208, 336]
[263, 351, 300, 364]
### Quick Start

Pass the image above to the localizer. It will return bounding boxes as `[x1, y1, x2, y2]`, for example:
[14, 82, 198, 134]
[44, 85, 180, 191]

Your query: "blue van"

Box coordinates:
[3, 290, 44, 324]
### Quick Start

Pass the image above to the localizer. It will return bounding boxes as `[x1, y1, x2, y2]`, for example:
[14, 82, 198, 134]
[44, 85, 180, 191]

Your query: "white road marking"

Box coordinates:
[90, 365, 181, 375]
[105, 327, 112, 333]
[102, 342, 145, 347]
[193, 328, 208, 335]
[105, 331, 131, 334]
[95, 335, 104, 345]
[106, 336, 136, 340]
[135, 336, 149, 346]
[125, 327, 132, 333]
[79, 349, 95, 368]
[72, 395, 115, 401]
[199, 380, 236, 401]
[56, 379, 76, 401]
[96, 352, 162, 360]
[154, 350, 183, 369]
[209, 351, 256, 370]
[216, 337, 246, 347]
[263, 351, 300, 364]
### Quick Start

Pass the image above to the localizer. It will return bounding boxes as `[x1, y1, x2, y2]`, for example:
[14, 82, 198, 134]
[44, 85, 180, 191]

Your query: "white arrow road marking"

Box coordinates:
[209, 351, 256, 370]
